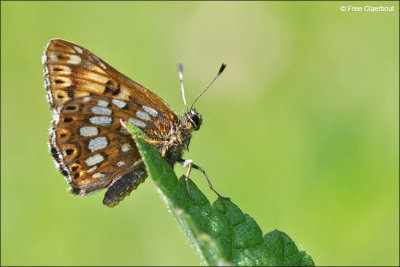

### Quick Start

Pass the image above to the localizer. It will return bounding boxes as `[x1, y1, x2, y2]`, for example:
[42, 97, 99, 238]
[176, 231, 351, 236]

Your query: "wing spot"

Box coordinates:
[89, 116, 112, 126]
[104, 86, 121, 96]
[51, 76, 72, 87]
[91, 106, 112, 115]
[87, 166, 98, 173]
[128, 118, 146, 128]
[85, 154, 104, 166]
[142, 105, 158, 117]
[80, 126, 98, 137]
[97, 100, 109, 107]
[74, 46, 83, 54]
[136, 110, 151, 121]
[50, 65, 71, 73]
[64, 117, 73, 122]
[104, 80, 121, 96]
[49, 54, 58, 61]
[65, 149, 74, 155]
[92, 55, 107, 69]
[92, 172, 105, 179]
[68, 55, 82, 64]
[57, 129, 70, 140]
[88, 137, 108, 152]
[65, 105, 77, 110]
[66, 86, 76, 98]
[112, 99, 127, 109]
[132, 159, 144, 168]
[119, 126, 130, 135]
[72, 166, 78, 172]
[121, 143, 132, 152]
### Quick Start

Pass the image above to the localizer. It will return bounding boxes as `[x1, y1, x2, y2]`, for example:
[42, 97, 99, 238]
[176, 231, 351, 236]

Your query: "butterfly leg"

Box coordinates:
[179, 159, 195, 201]
[179, 159, 230, 200]
[134, 135, 167, 146]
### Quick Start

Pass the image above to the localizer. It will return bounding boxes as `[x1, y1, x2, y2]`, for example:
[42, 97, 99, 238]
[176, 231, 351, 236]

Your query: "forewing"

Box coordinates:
[43, 38, 179, 137]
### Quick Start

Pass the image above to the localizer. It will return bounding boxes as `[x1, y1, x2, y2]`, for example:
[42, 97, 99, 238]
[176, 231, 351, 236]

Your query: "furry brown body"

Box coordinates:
[159, 112, 199, 166]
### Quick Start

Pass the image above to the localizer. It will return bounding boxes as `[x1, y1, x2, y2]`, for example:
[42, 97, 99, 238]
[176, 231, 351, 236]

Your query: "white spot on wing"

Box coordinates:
[87, 166, 98, 173]
[98, 100, 109, 107]
[117, 161, 125, 167]
[74, 46, 83, 54]
[132, 159, 143, 168]
[136, 111, 151, 121]
[49, 54, 58, 61]
[91, 106, 112, 115]
[90, 116, 112, 126]
[92, 172, 105, 179]
[121, 143, 132, 152]
[112, 99, 126, 109]
[129, 118, 146, 128]
[119, 127, 129, 135]
[142, 105, 158, 117]
[92, 55, 107, 69]
[83, 97, 91, 102]
[80, 126, 98, 137]
[88, 137, 108, 152]
[68, 55, 81, 64]
[85, 154, 104, 166]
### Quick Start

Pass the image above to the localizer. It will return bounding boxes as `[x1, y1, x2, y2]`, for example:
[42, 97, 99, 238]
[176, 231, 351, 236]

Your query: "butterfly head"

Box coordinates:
[184, 109, 203, 131]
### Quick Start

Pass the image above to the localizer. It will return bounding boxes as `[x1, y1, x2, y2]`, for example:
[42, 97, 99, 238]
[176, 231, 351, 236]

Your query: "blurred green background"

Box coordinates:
[1, 1, 398, 266]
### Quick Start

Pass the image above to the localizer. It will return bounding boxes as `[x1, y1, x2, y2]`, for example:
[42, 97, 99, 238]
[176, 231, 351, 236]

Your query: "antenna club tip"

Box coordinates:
[218, 62, 227, 75]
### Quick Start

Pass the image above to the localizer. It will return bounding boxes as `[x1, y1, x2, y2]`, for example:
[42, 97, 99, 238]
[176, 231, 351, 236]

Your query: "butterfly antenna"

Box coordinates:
[189, 63, 227, 111]
[178, 62, 189, 112]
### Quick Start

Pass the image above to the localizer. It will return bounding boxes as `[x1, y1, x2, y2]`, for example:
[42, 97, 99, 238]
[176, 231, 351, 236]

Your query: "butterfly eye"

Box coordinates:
[188, 110, 202, 131]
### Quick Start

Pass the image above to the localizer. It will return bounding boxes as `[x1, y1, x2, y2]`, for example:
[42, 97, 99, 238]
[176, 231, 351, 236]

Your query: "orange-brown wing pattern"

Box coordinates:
[43, 39, 181, 197]
[43, 38, 179, 137]
[51, 95, 159, 194]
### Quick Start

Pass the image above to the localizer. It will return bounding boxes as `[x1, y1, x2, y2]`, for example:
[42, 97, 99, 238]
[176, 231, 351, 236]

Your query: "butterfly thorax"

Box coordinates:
[159, 109, 202, 166]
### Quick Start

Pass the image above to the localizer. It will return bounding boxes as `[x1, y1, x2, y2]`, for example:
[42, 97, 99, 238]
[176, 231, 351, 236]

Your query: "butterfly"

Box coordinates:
[43, 39, 228, 207]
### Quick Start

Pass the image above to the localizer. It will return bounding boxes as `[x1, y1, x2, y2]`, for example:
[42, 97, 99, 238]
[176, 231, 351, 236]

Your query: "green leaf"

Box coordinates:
[123, 122, 314, 266]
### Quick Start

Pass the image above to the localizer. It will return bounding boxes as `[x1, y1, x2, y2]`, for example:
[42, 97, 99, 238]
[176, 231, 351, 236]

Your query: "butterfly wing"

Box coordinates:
[43, 38, 179, 137]
[51, 95, 149, 194]
[43, 39, 181, 205]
